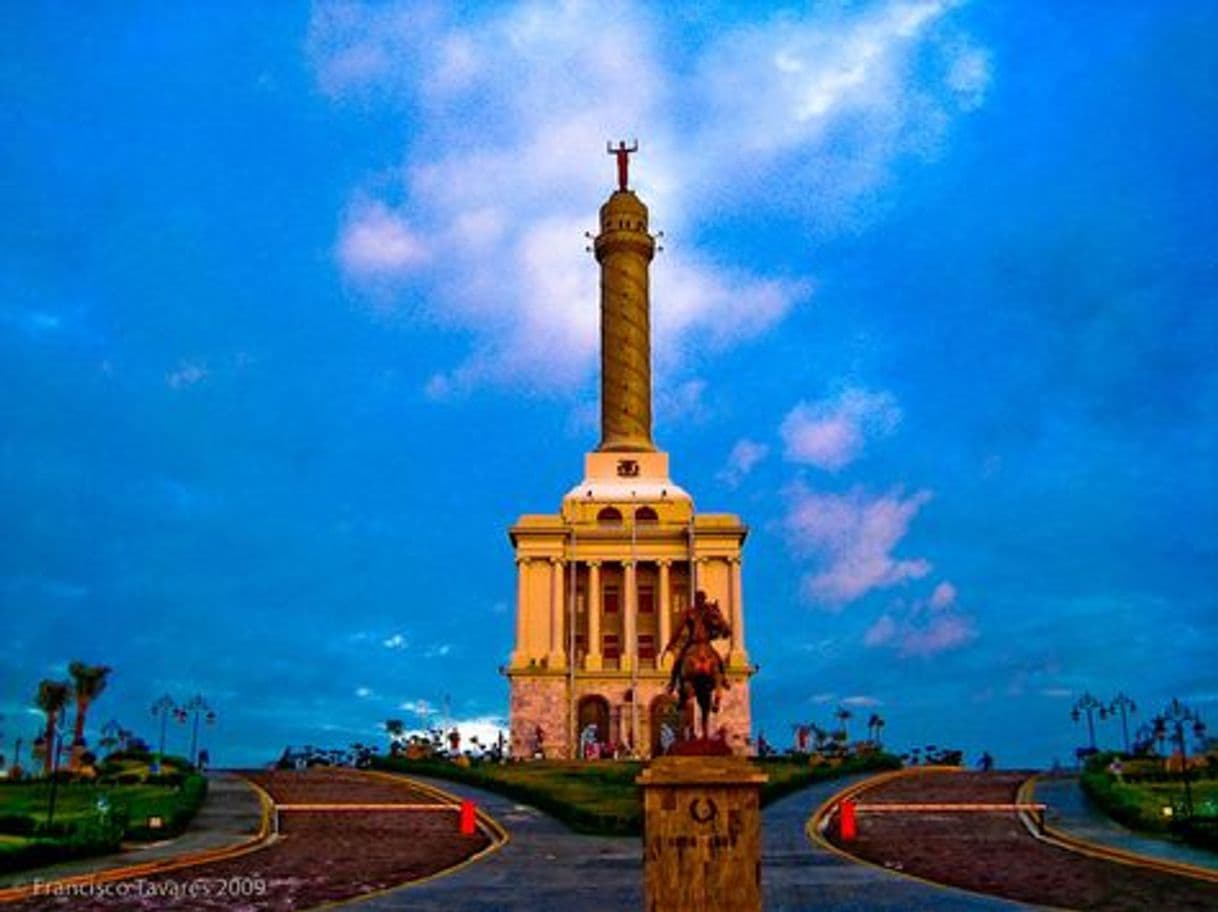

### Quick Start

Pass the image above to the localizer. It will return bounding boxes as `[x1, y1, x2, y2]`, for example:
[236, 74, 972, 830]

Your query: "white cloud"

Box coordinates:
[354, 686, 373, 698]
[863, 613, 897, 647]
[717, 438, 770, 487]
[424, 643, 452, 658]
[338, 199, 430, 278]
[944, 41, 991, 111]
[782, 483, 932, 607]
[863, 580, 977, 658]
[656, 378, 709, 426]
[930, 580, 957, 608]
[399, 698, 432, 717]
[841, 695, 882, 707]
[780, 389, 902, 470]
[309, 0, 985, 394]
[382, 633, 407, 649]
[167, 361, 207, 390]
[898, 611, 974, 657]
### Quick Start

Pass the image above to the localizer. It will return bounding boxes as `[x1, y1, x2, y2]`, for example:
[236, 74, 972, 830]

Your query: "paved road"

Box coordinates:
[0, 773, 263, 890]
[1035, 776, 1218, 871]
[347, 773, 1029, 911]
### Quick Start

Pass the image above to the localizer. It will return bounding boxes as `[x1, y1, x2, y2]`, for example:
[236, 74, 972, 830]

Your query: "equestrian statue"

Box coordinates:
[662, 589, 732, 743]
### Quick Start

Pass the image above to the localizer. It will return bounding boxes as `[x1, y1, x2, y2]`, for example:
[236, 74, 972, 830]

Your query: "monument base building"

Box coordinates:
[505, 147, 756, 759]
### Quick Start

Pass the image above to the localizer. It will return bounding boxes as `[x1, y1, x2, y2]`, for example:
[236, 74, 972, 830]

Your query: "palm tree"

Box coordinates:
[385, 719, 405, 754]
[834, 706, 853, 743]
[35, 680, 72, 775]
[67, 662, 111, 769]
[867, 713, 886, 747]
[810, 723, 828, 752]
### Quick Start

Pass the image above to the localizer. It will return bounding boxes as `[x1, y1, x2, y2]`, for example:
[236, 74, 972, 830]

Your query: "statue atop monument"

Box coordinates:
[607, 139, 638, 190]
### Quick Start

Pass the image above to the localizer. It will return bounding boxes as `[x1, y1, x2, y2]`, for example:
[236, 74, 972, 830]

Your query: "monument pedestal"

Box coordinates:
[637, 756, 767, 912]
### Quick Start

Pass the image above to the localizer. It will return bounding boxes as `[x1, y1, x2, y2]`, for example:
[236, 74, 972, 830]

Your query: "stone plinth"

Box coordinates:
[637, 755, 767, 912]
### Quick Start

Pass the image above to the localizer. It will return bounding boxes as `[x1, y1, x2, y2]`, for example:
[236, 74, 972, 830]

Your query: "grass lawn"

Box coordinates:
[0, 781, 191, 829]
[373, 752, 900, 836]
[1098, 777, 1218, 822]
[1081, 754, 1218, 852]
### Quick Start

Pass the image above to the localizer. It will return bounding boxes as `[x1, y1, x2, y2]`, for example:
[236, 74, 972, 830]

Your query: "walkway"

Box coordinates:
[346, 773, 1029, 910]
[0, 773, 265, 890]
[1034, 776, 1218, 872]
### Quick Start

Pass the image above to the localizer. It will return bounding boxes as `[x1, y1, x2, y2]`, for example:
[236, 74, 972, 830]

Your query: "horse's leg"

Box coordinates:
[699, 685, 712, 740]
[681, 683, 696, 740]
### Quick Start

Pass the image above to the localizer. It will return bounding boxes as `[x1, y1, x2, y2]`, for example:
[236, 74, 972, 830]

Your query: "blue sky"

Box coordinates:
[2, 1, 1215, 768]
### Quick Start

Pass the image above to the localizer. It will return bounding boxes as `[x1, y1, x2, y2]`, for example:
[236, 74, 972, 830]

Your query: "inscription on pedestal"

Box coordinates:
[637, 756, 767, 912]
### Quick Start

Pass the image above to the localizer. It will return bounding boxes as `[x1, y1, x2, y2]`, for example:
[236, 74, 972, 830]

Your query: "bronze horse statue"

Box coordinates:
[663, 590, 731, 742]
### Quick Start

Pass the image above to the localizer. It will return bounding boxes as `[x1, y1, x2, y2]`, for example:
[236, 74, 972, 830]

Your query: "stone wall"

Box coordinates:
[509, 670, 753, 759]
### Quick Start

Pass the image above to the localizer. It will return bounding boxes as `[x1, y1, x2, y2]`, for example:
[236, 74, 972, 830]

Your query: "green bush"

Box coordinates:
[1172, 817, 1218, 851]
[372, 752, 903, 837]
[0, 813, 37, 836]
[121, 774, 206, 841]
[0, 812, 124, 876]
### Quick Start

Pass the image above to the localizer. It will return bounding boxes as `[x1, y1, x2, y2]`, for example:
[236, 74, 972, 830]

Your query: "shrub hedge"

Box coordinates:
[372, 752, 902, 837]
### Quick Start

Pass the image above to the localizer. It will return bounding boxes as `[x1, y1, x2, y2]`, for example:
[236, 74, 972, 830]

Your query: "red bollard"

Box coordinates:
[459, 799, 476, 835]
[839, 799, 857, 841]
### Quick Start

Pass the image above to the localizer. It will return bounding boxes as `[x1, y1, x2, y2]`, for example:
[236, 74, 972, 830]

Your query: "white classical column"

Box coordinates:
[586, 561, 602, 671]
[658, 560, 672, 670]
[549, 558, 566, 669]
[512, 557, 530, 667]
[623, 559, 636, 673]
[729, 556, 748, 667]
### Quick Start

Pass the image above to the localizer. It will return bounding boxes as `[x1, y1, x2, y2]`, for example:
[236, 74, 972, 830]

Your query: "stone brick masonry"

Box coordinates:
[509, 671, 752, 760]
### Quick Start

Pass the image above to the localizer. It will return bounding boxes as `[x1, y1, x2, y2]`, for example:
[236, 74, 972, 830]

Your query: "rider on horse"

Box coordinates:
[662, 589, 731, 712]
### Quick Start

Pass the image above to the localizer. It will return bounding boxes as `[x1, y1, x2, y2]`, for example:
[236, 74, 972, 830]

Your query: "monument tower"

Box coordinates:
[505, 144, 755, 759]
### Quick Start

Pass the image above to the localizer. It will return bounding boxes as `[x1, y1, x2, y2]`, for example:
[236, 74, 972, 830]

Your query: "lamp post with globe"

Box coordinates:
[1071, 692, 1104, 752]
[150, 695, 178, 774]
[1155, 698, 1206, 817]
[1108, 693, 1137, 754]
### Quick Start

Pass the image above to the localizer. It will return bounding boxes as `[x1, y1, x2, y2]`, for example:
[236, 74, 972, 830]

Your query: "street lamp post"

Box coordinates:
[183, 695, 215, 769]
[150, 695, 177, 774]
[1109, 693, 1137, 755]
[1156, 698, 1207, 817]
[1071, 692, 1104, 752]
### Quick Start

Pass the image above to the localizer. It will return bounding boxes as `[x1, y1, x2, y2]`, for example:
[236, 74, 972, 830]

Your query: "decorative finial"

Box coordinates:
[607, 139, 638, 191]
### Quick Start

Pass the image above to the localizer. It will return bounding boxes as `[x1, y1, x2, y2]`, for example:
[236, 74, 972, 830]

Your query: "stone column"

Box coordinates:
[623, 559, 636, 673]
[586, 561, 602, 671]
[512, 557, 530, 667]
[729, 557, 748, 668]
[549, 558, 566, 670]
[659, 560, 673, 670]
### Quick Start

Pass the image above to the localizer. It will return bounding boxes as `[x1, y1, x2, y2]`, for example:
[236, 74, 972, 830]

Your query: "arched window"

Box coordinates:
[597, 506, 623, 525]
[635, 506, 658, 523]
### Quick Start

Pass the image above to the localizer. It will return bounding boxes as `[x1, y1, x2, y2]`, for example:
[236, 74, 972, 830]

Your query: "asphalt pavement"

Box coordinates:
[346, 773, 1032, 911]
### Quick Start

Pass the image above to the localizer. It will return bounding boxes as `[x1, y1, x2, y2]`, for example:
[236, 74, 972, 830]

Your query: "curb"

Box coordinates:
[0, 776, 276, 905]
[805, 766, 1069, 912]
[1017, 776, 1218, 884]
